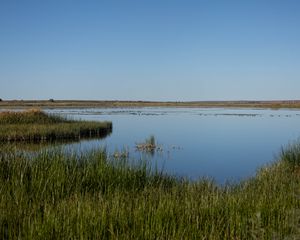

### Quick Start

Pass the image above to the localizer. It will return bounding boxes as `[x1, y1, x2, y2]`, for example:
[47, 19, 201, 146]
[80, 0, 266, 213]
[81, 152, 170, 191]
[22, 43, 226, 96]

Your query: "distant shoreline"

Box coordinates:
[1, 100, 300, 109]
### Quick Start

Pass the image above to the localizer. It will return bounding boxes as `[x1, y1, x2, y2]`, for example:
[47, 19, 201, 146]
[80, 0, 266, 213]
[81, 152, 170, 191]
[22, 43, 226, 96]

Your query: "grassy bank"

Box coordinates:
[0, 144, 299, 239]
[0, 110, 112, 142]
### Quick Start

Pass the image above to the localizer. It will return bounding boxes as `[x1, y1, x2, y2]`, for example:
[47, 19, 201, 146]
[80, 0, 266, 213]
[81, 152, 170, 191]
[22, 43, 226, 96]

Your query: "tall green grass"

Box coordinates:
[0, 109, 67, 124]
[0, 144, 300, 239]
[281, 142, 300, 169]
[0, 110, 112, 142]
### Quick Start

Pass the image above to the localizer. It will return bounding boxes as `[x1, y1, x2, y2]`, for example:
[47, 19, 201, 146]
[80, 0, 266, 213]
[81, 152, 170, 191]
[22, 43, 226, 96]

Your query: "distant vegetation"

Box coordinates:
[1, 100, 300, 109]
[0, 109, 112, 142]
[0, 142, 300, 238]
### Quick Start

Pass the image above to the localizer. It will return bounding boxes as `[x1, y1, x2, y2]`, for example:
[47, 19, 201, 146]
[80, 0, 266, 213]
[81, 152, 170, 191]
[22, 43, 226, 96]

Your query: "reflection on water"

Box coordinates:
[3, 107, 300, 184]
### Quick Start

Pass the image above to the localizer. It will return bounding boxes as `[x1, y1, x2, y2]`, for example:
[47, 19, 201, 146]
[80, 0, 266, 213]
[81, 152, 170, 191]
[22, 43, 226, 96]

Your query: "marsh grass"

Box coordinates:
[0, 109, 112, 142]
[0, 144, 300, 239]
[0, 109, 66, 124]
[136, 135, 163, 156]
[281, 142, 300, 169]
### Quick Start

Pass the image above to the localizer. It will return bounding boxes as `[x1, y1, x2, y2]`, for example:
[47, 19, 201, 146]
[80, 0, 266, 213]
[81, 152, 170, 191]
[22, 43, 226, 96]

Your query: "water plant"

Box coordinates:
[0, 143, 300, 239]
[0, 109, 66, 125]
[136, 135, 161, 155]
[281, 142, 300, 169]
[0, 109, 112, 142]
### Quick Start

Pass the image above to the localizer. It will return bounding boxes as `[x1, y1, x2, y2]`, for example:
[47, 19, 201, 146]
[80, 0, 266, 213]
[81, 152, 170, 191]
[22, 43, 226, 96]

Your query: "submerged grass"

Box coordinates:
[0, 143, 300, 239]
[0, 109, 112, 142]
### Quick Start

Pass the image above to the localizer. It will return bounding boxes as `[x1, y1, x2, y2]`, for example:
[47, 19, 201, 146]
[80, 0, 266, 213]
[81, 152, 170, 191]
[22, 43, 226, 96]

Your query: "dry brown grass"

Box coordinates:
[1, 100, 300, 109]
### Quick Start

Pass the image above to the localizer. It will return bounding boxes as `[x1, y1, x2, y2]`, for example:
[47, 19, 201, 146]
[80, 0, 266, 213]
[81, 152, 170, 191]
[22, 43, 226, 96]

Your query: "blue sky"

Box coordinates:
[0, 0, 299, 101]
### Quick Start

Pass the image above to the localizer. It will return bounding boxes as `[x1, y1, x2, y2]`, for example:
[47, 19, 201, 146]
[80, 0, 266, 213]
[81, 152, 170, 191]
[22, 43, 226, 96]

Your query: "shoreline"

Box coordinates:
[1, 100, 300, 109]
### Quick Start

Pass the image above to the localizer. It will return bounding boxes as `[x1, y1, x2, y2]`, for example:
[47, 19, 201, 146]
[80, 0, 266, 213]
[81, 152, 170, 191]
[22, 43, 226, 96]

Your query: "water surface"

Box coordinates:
[46, 107, 300, 184]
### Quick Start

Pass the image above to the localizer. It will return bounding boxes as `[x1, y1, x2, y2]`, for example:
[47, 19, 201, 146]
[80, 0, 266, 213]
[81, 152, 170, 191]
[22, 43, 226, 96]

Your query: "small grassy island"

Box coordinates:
[0, 109, 112, 142]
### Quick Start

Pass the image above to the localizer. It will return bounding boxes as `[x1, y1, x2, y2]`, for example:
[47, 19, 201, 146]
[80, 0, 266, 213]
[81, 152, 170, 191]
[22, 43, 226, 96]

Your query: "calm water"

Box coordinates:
[46, 107, 300, 184]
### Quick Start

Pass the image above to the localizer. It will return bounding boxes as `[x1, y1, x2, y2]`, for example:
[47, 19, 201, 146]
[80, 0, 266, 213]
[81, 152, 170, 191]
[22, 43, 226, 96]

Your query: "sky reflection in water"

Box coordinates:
[46, 108, 300, 184]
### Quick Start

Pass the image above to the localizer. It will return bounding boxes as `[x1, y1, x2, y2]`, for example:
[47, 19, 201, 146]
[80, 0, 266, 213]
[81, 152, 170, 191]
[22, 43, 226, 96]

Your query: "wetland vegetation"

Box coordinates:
[1, 100, 300, 109]
[0, 143, 300, 239]
[135, 135, 160, 155]
[0, 108, 300, 239]
[0, 109, 112, 142]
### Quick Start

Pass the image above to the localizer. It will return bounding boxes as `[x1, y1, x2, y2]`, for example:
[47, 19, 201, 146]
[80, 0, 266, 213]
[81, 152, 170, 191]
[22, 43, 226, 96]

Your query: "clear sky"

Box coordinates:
[0, 0, 299, 101]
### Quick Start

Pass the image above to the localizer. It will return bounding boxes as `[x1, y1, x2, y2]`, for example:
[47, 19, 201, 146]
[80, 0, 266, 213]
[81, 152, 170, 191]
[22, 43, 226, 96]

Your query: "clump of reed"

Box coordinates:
[0, 109, 67, 124]
[136, 135, 163, 154]
[281, 142, 300, 169]
[0, 143, 300, 239]
[0, 109, 112, 142]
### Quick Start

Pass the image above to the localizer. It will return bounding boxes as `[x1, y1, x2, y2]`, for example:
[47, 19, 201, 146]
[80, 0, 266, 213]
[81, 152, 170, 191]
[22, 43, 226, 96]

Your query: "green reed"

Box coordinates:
[0, 110, 112, 142]
[0, 109, 67, 124]
[0, 143, 300, 239]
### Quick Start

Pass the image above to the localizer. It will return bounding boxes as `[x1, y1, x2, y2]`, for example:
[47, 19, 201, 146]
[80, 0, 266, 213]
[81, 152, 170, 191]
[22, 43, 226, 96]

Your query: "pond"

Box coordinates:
[42, 107, 300, 184]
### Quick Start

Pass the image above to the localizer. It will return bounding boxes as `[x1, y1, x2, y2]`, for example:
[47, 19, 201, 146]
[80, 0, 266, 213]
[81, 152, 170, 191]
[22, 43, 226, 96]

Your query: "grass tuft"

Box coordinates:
[281, 142, 300, 169]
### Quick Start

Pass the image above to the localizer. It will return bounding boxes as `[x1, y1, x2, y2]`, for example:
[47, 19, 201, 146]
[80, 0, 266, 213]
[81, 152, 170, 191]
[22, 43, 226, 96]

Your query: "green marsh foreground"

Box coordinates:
[0, 109, 112, 142]
[0, 143, 300, 239]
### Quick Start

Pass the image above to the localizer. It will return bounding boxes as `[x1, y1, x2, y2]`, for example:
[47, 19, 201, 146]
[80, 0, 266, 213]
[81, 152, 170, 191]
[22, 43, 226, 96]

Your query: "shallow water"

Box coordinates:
[43, 107, 300, 183]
